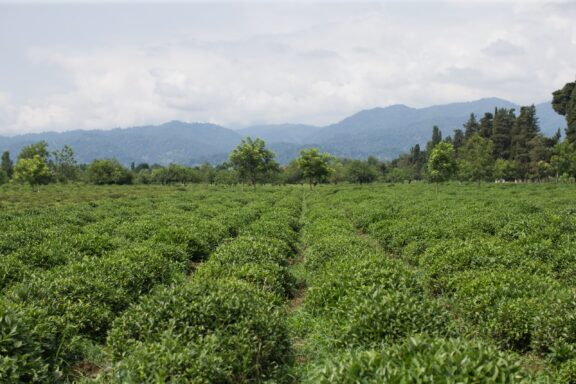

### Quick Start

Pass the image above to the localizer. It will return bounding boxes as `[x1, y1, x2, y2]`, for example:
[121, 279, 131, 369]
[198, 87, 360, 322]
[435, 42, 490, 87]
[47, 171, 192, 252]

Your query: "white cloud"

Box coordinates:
[1, 1, 575, 135]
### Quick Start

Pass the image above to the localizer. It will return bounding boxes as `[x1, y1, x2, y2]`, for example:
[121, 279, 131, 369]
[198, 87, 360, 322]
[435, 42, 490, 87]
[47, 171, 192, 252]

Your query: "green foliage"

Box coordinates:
[458, 133, 494, 183]
[195, 235, 294, 297]
[7, 245, 183, 341]
[493, 158, 518, 181]
[1, 150, 13, 178]
[51, 145, 78, 182]
[3, 182, 576, 382]
[150, 164, 203, 184]
[296, 148, 333, 188]
[552, 80, 576, 144]
[557, 359, 576, 384]
[551, 141, 576, 178]
[304, 336, 537, 383]
[427, 142, 456, 183]
[108, 330, 275, 383]
[13, 154, 53, 190]
[316, 288, 453, 349]
[346, 160, 378, 184]
[463, 113, 480, 139]
[425, 125, 442, 154]
[0, 169, 7, 185]
[87, 159, 132, 185]
[491, 108, 515, 160]
[229, 137, 279, 186]
[532, 290, 576, 357]
[0, 300, 79, 383]
[107, 279, 291, 380]
[17, 141, 50, 161]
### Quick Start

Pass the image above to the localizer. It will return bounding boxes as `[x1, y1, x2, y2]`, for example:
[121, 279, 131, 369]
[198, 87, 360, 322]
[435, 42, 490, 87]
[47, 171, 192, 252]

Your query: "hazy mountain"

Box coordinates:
[0, 121, 243, 166]
[0, 98, 566, 165]
[238, 124, 321, 144]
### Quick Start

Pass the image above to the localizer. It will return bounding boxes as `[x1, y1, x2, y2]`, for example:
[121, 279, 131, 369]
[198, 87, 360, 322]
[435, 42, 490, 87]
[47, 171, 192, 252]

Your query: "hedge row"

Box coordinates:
[102, 192, 303, 383]
[296, 189, 537, 382]
[0, 191, 275, 382]
[0, 190, 275, 292]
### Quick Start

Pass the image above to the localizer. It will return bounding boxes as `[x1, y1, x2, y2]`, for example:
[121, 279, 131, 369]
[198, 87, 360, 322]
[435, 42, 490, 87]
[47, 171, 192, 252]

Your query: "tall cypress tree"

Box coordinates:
[1, 151, 13, 178]
[453, 129, 465, 152]
[491, 108, 515, 160]
[426, 126, 442, 155]
[479, 112, 494, 139]
[463, 113, 480, 140]
[511, 105, 540, 178]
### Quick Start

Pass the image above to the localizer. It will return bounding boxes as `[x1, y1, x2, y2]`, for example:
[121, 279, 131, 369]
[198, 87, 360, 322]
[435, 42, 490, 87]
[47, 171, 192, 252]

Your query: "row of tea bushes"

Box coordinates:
[0, 190, 275, 292]
[295, 190, 538, 383]
[348, 184, 576, 379]
[0, 191, 279, 382]
[102, 193, 303, 383]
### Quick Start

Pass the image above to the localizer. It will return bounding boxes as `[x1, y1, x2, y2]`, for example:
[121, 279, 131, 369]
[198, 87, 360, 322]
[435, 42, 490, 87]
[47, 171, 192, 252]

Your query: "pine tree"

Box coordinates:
[528, 135, 551, 180]
[510, 105, 540, 179]
[1, 151, 13, 178]
[463, 114, 480, 140]
[479, 112, 494, 139]
[453, 129, 465, 152]
[426, 126, 442, 155]
[491, 108, 515, 160]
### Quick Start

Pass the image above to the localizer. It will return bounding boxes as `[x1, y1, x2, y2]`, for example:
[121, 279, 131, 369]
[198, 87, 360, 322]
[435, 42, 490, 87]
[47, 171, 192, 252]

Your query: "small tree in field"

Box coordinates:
[296, 148, 332, 189]
[428, 142, 456, 191]
[458, 133, 494, 185]
[87, 159, 132, 185]
[13, 154, 52, 191]
[229, 137, 278, 188]
[347, 160, 378, 185]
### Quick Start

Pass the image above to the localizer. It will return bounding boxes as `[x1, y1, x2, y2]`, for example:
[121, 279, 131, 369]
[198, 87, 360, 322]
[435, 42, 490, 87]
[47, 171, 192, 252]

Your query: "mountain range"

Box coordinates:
[0, 98, 566, 165]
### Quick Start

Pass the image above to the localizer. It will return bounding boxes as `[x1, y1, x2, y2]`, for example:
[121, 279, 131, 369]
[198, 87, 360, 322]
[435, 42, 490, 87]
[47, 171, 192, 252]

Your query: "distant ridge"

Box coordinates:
[0, 99, 566, 165]
[0, 121, 243, 166]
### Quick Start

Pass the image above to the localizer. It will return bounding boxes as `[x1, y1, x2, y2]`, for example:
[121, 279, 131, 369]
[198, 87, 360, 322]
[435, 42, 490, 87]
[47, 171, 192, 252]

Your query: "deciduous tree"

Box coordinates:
[458, 134, 494, 185]
[296, 148, 332, 189]
[52, 145, 78, 182]
[87, 159, 132, 185]
[428, 142, 456, 187]
[347, 160, 378, 185]
[13, 154, 52, 191]
[229, 137, 278, 188]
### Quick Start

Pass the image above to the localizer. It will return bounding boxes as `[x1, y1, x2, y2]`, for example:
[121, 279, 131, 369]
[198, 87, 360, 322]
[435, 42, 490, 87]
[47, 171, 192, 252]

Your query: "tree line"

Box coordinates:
[2, 79, 575, 189]
[375, 79, 576, 185]
[0, 137, 387, 190]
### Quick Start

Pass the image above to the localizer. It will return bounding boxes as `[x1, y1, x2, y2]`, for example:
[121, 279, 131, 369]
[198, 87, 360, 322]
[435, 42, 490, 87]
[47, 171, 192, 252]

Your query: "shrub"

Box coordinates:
[0, 300, 78, 382]
[7, 245, 182, 340]
[107, 279, 291, 380]
[195, 261, 294, 299]
[446, 269, 559, 325]
[532, 290, 576, 357]
[303, 234, 374, 272]
[304, 336, 539, 383]
[212, 235, 291, 267]
[313, 288, 453, 349]
[303, 254, 422, 317]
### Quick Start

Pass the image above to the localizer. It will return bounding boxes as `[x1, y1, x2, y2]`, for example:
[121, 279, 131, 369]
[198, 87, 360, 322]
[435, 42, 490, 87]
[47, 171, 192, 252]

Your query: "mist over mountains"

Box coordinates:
[0, 98, 565, 165]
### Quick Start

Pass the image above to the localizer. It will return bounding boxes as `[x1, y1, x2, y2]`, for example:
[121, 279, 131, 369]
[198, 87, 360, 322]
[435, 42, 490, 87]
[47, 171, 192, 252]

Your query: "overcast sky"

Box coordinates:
[0, 1, 575, 135]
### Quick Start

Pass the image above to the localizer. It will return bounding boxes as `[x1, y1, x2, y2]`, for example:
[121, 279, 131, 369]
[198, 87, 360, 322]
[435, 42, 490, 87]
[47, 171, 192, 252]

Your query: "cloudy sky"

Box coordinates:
[0, 0, 575, 135]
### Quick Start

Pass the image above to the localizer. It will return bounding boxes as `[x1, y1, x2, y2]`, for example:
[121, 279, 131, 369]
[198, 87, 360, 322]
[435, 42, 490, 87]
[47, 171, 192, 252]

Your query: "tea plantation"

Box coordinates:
[1, 183, 575, 382]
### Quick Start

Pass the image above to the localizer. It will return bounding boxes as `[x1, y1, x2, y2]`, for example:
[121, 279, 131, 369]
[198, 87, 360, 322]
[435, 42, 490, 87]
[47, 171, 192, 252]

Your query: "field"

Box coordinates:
[1, 182, 576, 383]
